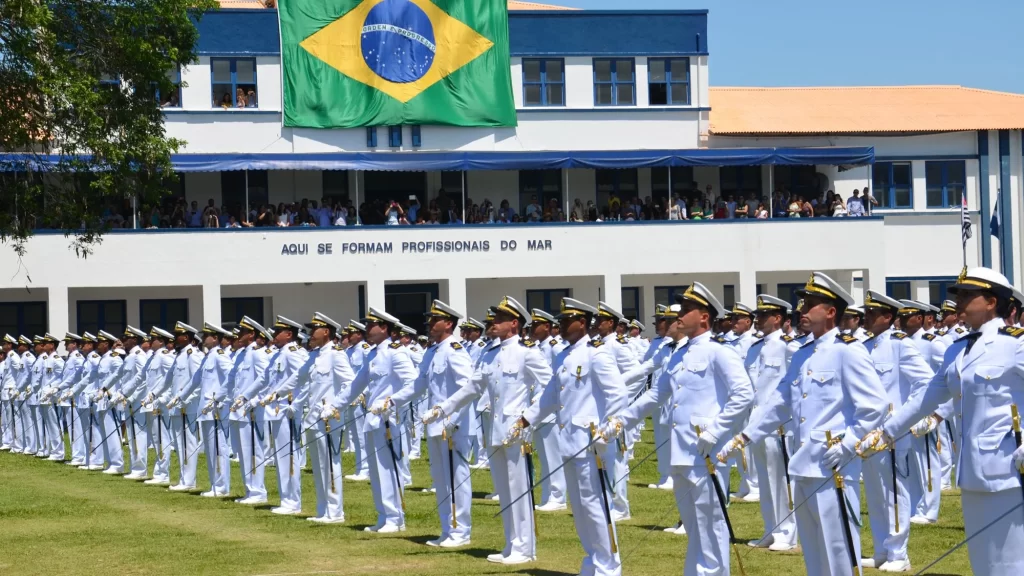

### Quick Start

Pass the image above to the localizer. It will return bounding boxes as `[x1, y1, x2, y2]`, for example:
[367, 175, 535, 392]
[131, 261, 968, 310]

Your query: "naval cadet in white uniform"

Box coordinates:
[511, 297, 628, 576]
[841, 306, 871, 342]
[53, 334, 85, 463]
[332, 308, 418, 534]
[227, 316, 270, 504]
[721, 272, 888, 576]
[383, 300, 476, 547]
[117, 327, 151, 478]
[857, 291, 936, 572]
[528, 308, 568, 511]
[897, 299, 947, 525]
[743, 295, 800, 552]
[607, 283, 753, 576]
[0, 334, 17, 451]
[164, 323, 204, 491]
[301, 313, 356, 524]
[137, 328, 176, 485]
[936, 299, 966, 489]
[859, 267, 1024, 576]
[343, 320, 371, 482]
[724, 302, 760, 502]
[196, 323, 234, 497]
[36, 334, 65, 460]
[426, 296, 552, 565]
[91, 331, 125, 474]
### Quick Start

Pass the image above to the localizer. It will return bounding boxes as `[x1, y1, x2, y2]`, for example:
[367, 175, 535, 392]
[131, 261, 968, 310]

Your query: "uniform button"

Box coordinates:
[560, 405, 564, 409]
[800, 417, 806, 423]
[559, 424, 564, 429]
[673, 403, 678, 408]
[800, 442, 805, 447]
[560, 386, 565, 391]
[806, 370, 812, 375]
[672, 423, 677, 428]
[802, 393, 808, 399]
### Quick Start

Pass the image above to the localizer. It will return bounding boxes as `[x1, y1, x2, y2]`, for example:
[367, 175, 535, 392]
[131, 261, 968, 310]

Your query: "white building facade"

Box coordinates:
[1, 7, 1020, 338]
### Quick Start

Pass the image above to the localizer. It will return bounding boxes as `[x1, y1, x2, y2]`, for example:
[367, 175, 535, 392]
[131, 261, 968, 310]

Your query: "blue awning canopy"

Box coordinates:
[1, 147, 873, 172]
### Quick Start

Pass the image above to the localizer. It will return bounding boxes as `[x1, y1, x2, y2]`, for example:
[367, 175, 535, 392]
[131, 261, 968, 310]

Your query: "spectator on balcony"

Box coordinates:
[787, 196, 802, 218]
[384, 200, 404, 226]
[218, 93, 232, 109]
[725, 195, 737, 218]
[525, 195, 542, 222]
[407, 197, 420, 223]
[496, 199, 515, 223]
[246, 89, 257, 108]
[668, 196, 683, 220]
[734, 195, 749, 218]
[224, 215, 241, 228]
[689, 198, 704, 220]
[755, 202, 769, 219]
[847, 189, 865, 217]
[333, 202, 348, 226]
[830, 193, 848, 217]
[148, 206, 162, 229]
[188, 201, 201, 227]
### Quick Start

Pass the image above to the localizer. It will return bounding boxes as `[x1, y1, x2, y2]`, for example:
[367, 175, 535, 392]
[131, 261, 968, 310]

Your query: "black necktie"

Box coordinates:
[963, 332, 982, 354]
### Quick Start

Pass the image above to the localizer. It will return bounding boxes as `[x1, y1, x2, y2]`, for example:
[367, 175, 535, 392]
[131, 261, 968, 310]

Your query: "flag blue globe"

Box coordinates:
[361, 0, 436, 84]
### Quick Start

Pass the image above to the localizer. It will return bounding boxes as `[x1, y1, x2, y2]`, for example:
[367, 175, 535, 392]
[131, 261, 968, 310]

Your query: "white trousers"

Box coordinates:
[962, 488, 1024, 576]
[492, 444, 535, 558]
[564, 453, 621, 576]
[147, 412, 172, 481]
[428, 434, 472, 541]
[366, 424, 405, 528]
[793, 476, 863, 576]
[606, 442, 630, 517]
[26, 404, 41, 454]
[125, 408, 149, 475]
[171, 412, 198, 487]
[231, 418, 267, 499]
[909, 433, 941, 521]
[308, 421, 344, 520]
[653, 410, 672, 484]
[0, 400, 12, 447]
[40, 405, 63, 456]
[345, 406, 368, 475]
[11, 399, 27, 451]
[200, 419, 230, 495]
[70, 406, 88, 463]
[476, 411, 491, 464]
[94, 409, 124, 470]
[535, 422, 566, 505]
[672, 465, 730, 576]
[862, 449, 910, 563]
[270, 418, 302, 510]
[939, 418, 958, 488]
[750, 435, 798, 547]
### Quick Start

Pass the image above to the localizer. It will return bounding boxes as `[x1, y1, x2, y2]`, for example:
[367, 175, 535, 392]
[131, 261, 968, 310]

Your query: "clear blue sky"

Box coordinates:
[552, 0, 1024, 93]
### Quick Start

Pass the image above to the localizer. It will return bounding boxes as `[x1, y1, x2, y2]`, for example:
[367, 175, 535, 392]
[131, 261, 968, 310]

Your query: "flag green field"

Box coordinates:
[279, 0, 517, 128]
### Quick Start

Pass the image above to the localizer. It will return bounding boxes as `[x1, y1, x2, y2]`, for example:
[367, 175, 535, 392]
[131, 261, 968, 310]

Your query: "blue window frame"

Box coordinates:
[621, 287, 640, 321]
[593, 58, 635, 106]
[366, 127, 377, 148]
[76, 300, 127, 336]
[155, 67, 182, 108]
[886, 281, 911, 301]
[928, 279, 956, 307]
[388, 126, 402, 147]
[221, 297, 263, 326]
[648, 58, 690, 105]
[0, 302, 47, 337]
[139, 299, 189, 332]
[777, 283, 804, 307]
[926, 161, 966, 208]
[873, 162, 913, 209]
[411, 126, 422, 148]
[210, 58, 257, 108]
[526, 289, 572, 314]
[654, 286, 687, 307]
[522, 58, 565, 106]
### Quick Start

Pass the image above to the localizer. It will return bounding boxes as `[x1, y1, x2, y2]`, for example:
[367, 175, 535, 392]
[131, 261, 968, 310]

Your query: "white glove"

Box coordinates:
[422, 405, 444, 425]
[321, 406, 339, 422]
[142, 393, 154, 406]
[504, 419, 531, 446]
[59, 392, 72, 403]
[308, 403, 323, 420]
[856, 429, 893, 458]
[113, 392, 126, 405]
[165, 396, 180, 409]
[283, 404, 295, 418]
[230, 397, 245, 412]
[696, 429, 720, 458]
[201, 400, 216, 415]
[248, 397, 261, 409]
[823, 439, 852, 470]
[598, 417, 623, 443]
[369, 398, 391, 416]
[912, 415, 940, 437]
[1013, 443, 1024, 475]
[716, 434, 747, 464]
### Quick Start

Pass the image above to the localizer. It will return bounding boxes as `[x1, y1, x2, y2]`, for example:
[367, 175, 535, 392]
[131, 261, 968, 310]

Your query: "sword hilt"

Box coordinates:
[825, 430, 843, 488]
[695, 425, 716, 476]
[1013, 404, 1021, 435]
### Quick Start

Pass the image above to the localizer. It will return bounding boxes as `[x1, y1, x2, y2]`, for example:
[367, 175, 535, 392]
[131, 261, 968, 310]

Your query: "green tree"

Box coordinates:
[0, 0, 216, 257]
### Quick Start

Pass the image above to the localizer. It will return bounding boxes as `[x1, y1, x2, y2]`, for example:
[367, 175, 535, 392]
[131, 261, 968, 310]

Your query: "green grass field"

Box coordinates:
[0, 426, 971, 575]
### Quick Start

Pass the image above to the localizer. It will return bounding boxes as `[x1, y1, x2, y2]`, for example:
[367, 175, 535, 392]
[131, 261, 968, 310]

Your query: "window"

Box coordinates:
[926, 161, 966, 208]
[777, 283, 804, 307]
[323, 171, 350, 203]
[99, 73, 121, 90]
[526, 289, 572, 314]
[723, 285, 736, 309]
[155, 67, 182, 108]
[756, 283, 765, 296]
[76, 300, 127, 336]
[519, 169, 562, 221]
[720, 166, 762, 198]
[221, 170, 267, 219]
[139, 299, 188, 332]
[873, 162, 913, 209]
[366, 127, 377, 148]
[596, 169, 638, 217]
[522, 59, 565, 106]
[411, 126, 422, 148]
[648, 58, 690, 105]
[651, 166, 695, 210]
[774, 165, 818, 199]
[222, 297, 263, 326]
[621, 288, 640, 320]
[593, 58, 635, 106]
[886, 281, 911, 302]
[211, 58, 257, 108]
[441, 171, 466, 195]
[0, 302, 47, 337]
[388, 126, 402, 147]
[928, 279, 956, 307]
[654, 286, 687, 307]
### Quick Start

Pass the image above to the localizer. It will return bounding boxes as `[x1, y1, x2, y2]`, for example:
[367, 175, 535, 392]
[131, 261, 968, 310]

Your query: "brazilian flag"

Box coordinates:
[280, 0, 517, 128]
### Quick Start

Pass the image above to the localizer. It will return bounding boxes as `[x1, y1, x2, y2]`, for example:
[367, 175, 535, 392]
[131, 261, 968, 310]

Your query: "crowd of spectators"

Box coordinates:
[114, 185, 878, 231]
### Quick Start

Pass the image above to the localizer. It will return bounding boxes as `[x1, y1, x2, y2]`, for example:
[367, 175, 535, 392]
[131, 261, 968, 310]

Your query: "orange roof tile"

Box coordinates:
[709, 85, 1024, 135]
[217, 0, 573, 9]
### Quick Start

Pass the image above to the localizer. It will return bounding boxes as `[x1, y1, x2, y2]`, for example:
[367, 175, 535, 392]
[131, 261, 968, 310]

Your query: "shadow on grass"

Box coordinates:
[478, 569, 576, 576]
